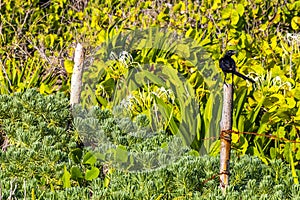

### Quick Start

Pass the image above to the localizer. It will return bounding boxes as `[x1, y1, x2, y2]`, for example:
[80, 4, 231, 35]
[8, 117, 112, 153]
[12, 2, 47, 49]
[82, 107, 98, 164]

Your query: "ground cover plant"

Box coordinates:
[1, 0, 300, 199]
[0, 90, 300, 199]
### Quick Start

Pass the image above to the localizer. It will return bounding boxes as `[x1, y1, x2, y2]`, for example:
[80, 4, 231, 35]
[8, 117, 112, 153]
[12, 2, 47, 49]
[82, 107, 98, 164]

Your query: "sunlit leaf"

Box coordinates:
[71, 166, 83, 180]
[64, 60, 74, 74]
[83, 152, 97, 166]
[62, 165, 71, 188]
[291, 16, 300, 30]
[85, 167, 100, 181]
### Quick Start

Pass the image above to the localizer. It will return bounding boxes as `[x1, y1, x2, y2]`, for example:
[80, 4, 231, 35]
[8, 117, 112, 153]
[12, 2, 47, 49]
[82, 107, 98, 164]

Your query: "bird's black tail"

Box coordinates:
[234, 71, 255, 83]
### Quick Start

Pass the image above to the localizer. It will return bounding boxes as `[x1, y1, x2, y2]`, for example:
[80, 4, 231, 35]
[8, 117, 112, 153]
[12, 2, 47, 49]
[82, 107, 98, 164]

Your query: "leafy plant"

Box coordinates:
[0, 89, 76, 191]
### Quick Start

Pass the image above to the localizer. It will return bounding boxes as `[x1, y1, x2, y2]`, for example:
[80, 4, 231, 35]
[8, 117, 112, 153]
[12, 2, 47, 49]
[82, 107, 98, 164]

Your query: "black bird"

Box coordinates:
[219, 50, 255, 83]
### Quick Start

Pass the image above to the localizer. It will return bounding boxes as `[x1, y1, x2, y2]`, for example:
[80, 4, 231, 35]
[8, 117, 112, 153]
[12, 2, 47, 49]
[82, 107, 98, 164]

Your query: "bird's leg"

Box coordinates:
[223, 72, 228, 86]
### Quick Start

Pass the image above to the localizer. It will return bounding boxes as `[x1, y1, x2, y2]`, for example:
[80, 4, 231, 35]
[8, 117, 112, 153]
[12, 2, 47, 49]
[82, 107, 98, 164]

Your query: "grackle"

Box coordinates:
[219, 50, 255, 83]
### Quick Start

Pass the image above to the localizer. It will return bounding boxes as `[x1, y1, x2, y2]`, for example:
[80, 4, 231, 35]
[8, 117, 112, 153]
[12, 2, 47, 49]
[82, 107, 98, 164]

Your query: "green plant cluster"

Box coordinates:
[0, 90, 299, 199]
[0, 0, 83, 93]
[79, 0, 300, 173]
[71, 104, 191, 173]
[99, 155, 300, 200]
[0, 89, 77, 191]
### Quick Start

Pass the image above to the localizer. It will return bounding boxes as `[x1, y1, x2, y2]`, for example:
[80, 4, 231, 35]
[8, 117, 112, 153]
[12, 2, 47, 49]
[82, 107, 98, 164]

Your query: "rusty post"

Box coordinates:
[219, 79, 233, 193]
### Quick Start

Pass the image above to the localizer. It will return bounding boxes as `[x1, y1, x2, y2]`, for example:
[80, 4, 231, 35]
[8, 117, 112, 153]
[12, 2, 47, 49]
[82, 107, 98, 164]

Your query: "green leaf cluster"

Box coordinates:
[0, 90, 299, 198]
[0, 89, 76, 191]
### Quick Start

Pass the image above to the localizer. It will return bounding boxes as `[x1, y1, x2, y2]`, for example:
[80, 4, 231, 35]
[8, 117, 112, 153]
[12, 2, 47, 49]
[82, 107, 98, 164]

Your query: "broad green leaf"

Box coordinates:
[290, 125, 297, 138]
[236, 4, 244, 16]
[71, 166, 83, 180]
[83, 151, 97, 166]
[270, 36, 277, 49]
[239, 135, 248, 155]
[270, 147, 277, 159]
[173, 2, 182, 12]
[104, 176, 110, 188]
[188, 149, 200, 157]
[69, 148, 83, 164]
[64, 60, 74, 74]
[97, 95, 108, 107]
[100, 78, 115, 96]
[188, 71, 202, 88]
[94, 152, 106, 161]
[257, 123, 268, 134]
[232, 133, 240, 143]
[39, 83, 48, 94]
[154, 95, 179, 136]
[209, 140, 220, 156]
[263, 96, 279, 108]
[85, 167, 100, 181]
[250, 64, 265, 75]
[253, 91, 263, 102]
[251, 146, 268, 165]
[291, 16, 300, 30]
[286, 97, 296, 108]
[237, 114, 245, 133]
[186, 28, 195, 38]
[276, 108, 290, 120]
[135, 70, 166, 87]
[221, 4, 233, 19]
[211, 0, 221, 10]
[283, 142, 290, 162]
[161, 142, 168, 151]
[234, 87, 247, 128]
[231, 12, 239, 25]
[296, 146, 300, 160]
[176, 44, 190, 58]
[62, 165, 71, 188]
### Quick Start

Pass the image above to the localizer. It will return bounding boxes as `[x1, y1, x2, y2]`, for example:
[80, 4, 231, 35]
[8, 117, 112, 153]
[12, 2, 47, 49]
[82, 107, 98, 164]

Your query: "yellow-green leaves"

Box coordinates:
[221, 3, 240, 25]
[236, 4, 245, 16]
[291, 16, 300, 30]
[62, 165, 71, 188]
[64, 59, 74, 74]
[85, 167, 100, 181]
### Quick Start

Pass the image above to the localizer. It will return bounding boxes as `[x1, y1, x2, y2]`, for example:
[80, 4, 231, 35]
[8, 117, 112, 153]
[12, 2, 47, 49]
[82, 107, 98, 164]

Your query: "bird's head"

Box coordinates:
[225, 50, 237, 57]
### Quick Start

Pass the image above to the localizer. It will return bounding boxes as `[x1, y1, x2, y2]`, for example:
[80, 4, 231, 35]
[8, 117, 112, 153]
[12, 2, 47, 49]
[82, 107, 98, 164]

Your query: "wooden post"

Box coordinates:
[219, 79, 233, 193]
[70, 43, 84, 107]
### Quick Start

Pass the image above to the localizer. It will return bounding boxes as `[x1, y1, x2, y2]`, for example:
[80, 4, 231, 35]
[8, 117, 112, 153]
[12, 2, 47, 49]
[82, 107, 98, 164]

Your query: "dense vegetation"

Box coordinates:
[0, 0, 300, 198]
[1, 90, 300, 199]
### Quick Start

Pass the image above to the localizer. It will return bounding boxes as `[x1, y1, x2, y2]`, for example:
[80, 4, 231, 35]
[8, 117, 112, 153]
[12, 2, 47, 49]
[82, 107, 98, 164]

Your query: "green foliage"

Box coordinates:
[2, 0, 300, 165]
[2, 152, 300, 199]
[74, 0, 300, 169]
[0, 0, 79, 94]
[0, 89, 76, 192]
[64, 149, 101, 187]
[82, 27, 221, 154]
[1, 0, 300, 197]
[73, 104, 189, 171]
[0, 57, 62, 94]
[0, 90, 299, 199]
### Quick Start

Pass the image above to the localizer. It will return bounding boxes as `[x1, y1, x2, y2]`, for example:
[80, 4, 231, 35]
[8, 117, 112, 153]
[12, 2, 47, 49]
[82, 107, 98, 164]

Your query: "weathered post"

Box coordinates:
[219, 76, 233, 193]
[70, 43, 84, 107]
